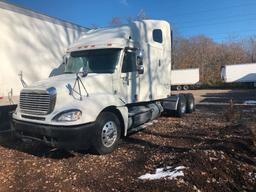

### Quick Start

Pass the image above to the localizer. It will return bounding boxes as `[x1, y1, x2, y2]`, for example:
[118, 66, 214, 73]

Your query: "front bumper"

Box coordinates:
[12, 119, 95, 150]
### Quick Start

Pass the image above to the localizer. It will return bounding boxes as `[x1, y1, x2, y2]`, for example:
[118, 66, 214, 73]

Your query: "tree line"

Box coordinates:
[172, 35, 256, 83]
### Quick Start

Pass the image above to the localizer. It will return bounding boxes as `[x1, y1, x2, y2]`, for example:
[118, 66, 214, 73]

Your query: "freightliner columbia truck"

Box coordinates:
[12, 20, 195, 154]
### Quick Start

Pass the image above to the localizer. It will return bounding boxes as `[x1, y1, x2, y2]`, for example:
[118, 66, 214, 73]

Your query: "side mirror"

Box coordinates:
[82, 66, 88, 77]
[137, 64, 144, 74]
[136, 54, 144, 74]
[79, 65, 88, 77]
[137, 49, 144, 58]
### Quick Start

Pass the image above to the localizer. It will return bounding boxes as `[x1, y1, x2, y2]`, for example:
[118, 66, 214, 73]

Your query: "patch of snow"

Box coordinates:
[141, 120, 157, 128]
[138, 166, 186, 180]
[249, 172, 256, 179]
[145, 122, 154, 126]
[244, 100, 256, 105]
[209, 157, 218, 161]
[193, 185, 202, 192]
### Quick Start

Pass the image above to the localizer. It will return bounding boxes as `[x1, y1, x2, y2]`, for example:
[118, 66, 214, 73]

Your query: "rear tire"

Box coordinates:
[175, 94, 186, 117]
[184, 93, 195, 113]
[183, 85, 189, 90]
[92, 112, 121, 155]
[176, 85, 182, 91]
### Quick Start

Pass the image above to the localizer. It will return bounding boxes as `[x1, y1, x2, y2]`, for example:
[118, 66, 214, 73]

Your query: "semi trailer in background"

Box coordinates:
[0, 1, 88, 131]
[171, 68, 200, 90]
[221, 63, 256, 87]
[0, 1, 88, 107]
[12, 20, 195, 154]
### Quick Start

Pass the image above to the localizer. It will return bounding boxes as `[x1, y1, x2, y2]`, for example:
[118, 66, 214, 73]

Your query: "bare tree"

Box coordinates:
[243, 36, 256, 63]
[136, 9, 149, 20]
[172, 34, 254, 83]
[90, 24, 98, 29]
[110, 17, 122, 26]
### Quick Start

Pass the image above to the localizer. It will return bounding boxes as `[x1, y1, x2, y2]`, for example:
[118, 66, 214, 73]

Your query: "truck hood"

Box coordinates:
[25, 73, 114, 97]
[15, 73, 125, 126]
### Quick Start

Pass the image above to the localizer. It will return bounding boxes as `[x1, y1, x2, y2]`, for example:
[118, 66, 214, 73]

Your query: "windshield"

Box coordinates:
[64, 48, 121, 74]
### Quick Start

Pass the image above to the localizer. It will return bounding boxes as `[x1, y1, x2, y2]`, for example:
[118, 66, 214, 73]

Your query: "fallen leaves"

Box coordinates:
[0, 101, 255, 191]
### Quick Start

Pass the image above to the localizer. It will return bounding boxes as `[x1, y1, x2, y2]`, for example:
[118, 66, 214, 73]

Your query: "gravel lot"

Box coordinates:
[0, 89, 255, 192]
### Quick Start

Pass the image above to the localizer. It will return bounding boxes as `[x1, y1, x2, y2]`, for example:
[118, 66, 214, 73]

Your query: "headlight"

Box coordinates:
[53, 110, 82, 122]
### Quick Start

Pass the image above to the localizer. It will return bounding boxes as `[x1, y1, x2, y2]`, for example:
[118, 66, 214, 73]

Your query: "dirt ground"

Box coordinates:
[0, 89, 255, 192]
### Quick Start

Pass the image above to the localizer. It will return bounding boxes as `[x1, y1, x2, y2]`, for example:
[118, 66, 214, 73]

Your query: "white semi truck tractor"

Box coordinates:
[12, 20, 195, 154]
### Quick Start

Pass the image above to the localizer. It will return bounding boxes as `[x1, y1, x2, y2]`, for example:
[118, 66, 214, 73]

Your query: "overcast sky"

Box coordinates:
[7, 0, 256, 42]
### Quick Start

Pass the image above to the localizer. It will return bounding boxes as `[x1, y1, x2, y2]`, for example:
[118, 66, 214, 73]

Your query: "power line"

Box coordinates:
[169, 2, 256, 18]
[172, 13, 256, 26]
[179, 29, 256, 36]
[176, 18, 256, 29]
[168, 3, 256, 42]
[178, 29, 256, 42]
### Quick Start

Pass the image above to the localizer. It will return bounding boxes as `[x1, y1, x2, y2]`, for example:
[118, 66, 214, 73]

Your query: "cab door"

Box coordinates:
[120, 49, 140, 103]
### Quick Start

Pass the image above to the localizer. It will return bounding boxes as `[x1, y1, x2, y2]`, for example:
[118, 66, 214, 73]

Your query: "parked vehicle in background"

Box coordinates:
[0, 1, 88, 131]
[0, 1, 88, 107]
[171, 68, 200, 90]
[221, 63, 256, 87]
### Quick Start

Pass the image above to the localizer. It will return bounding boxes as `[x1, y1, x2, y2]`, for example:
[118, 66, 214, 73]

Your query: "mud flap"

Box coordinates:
[0, 105, 17, 133]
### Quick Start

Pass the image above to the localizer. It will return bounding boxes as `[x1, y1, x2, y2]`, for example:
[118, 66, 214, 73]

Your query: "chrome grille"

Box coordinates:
[20, 88, 56, 115]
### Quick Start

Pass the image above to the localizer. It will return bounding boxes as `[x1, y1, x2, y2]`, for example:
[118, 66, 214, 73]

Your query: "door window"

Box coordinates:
[121, 50, 137, 73]
[153, 29, 163, 43]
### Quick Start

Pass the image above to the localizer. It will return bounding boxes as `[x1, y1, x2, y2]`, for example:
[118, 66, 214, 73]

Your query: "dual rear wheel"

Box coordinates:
[175, 93, 195, 117]
[176, 85, 189, 91]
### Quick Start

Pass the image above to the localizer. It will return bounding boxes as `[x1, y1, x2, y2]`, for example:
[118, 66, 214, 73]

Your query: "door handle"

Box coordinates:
[122, 76, 129, 86]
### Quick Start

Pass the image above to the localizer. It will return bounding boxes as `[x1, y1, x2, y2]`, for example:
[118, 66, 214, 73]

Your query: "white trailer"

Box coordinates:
[0, 2, 88, 107]
[171, 68, 200, 90]
[221, 63, 256, 87]
[12, 20, 195, 154]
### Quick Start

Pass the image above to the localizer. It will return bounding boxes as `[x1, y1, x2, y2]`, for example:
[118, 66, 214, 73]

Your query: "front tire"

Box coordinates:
[92, 112, 121, 155]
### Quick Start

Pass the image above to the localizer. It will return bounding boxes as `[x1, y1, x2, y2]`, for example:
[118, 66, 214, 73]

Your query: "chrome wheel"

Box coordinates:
[190, 102, 194, 109]
[101, 121, 118, 148]
[183, 85, 189, 90]
[176, 85, 182, 91]
[181, 103, 186, 114]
